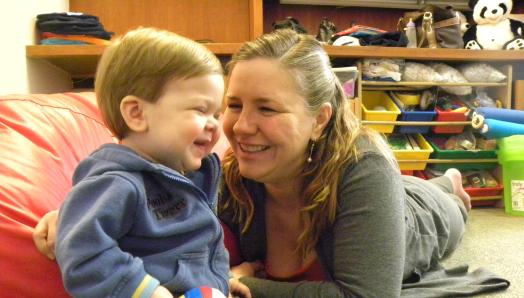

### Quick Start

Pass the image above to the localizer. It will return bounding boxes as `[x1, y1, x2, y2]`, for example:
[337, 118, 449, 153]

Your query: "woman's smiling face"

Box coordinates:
[222, 58, 318, 185]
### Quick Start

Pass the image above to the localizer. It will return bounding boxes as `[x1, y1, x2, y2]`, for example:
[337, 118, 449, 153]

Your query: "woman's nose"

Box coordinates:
[233, 110, 257, 135]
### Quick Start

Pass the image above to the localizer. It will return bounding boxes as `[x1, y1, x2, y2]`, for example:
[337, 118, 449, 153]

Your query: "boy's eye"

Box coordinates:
[260, 107, 276, 113]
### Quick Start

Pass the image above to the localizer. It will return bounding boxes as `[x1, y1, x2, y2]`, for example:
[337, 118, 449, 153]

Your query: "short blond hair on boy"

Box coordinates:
[95, 27, 223, 139]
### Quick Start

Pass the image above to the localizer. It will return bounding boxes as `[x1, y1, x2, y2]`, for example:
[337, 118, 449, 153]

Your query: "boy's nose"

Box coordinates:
[206, 115, 220, 130]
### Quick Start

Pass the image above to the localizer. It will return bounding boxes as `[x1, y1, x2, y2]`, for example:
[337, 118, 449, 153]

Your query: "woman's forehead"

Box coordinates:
[228, 59, 299, 93]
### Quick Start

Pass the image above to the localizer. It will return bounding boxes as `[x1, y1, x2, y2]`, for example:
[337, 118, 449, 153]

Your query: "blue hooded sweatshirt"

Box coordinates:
[56, 144, 229, 298]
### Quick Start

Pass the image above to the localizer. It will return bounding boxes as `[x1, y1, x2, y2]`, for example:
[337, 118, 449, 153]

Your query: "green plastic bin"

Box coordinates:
[427, 136, 498, 171]
[498, 135, 524, 217]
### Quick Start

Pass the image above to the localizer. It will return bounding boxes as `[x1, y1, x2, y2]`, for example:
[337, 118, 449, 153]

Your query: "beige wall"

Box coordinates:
[0, 1, 72, 95]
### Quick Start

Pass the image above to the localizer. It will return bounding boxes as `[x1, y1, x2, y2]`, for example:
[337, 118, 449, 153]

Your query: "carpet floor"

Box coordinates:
[442, 208, 524, 297]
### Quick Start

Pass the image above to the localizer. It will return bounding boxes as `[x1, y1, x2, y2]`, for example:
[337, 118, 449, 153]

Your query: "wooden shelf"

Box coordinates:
[26, 45, 106, 78]
[362, 81, 507, 87]
[361, 121, 471, 126]
[325, 46, 524, 61]
[471, 195, 503, 201]
[26, 44, 524, 78]
[398, 159, 498, 163]
[26, 43, 242, 78]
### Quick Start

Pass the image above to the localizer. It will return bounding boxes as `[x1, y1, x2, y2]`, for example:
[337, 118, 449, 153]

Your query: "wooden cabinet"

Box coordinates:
[69, 0, 263, 43]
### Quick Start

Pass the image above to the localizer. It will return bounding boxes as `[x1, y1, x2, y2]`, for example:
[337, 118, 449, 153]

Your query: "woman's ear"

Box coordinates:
[120, 95, 148, 133]
[312, 102, 333, 139]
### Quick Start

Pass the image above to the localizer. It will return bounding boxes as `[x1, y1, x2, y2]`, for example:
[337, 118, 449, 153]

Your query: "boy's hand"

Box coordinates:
[33, 210, 59, 260]
[229, 278, 251, 298]
[152, 286, 173, 298]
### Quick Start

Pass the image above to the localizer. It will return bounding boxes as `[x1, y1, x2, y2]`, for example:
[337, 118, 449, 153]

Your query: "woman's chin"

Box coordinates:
[237, 164, 270, 181]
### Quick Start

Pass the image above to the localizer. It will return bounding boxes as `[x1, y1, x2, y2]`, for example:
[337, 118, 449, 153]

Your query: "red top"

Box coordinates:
[265, 258, 328, 282]
[221, 222, 328, 282]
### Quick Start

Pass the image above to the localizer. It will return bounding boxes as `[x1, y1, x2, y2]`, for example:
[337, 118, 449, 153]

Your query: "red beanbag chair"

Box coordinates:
[0, 92, 114, 297]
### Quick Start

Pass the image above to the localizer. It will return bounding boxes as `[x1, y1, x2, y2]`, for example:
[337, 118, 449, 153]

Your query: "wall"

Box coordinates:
[0, 1, 71, 95]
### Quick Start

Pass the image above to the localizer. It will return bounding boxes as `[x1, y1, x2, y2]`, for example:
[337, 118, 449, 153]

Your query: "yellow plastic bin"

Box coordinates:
[361, 91, 401, 133]
[392, 91, 421, 106]
[498, 135, 524, 217]
[391, 134, 433, 170]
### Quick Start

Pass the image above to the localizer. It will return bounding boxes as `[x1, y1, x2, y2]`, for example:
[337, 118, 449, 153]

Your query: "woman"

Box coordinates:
[35, 30, 482, 297]
[218, 30, 472, 297]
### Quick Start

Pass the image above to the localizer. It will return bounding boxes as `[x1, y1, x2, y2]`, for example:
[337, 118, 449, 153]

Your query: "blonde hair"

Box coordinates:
[95, 27, 223, 139]
[220, 29, 398, 257]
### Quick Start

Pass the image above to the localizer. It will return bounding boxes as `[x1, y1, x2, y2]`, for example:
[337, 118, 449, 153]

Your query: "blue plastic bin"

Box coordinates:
[389, 92, 436, 133]
[397, 109, 436, 133]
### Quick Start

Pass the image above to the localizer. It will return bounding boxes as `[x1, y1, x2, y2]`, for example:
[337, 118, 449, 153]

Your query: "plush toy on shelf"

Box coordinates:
[463, 0, 524, 50]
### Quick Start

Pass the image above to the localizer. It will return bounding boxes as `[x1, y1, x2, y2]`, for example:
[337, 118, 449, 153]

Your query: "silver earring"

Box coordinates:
[307, 141, 315, 163]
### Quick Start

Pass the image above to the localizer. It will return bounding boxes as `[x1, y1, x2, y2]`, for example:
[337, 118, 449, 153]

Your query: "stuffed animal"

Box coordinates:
[457, 10, 470, 37]
[464, 0, 524, 50]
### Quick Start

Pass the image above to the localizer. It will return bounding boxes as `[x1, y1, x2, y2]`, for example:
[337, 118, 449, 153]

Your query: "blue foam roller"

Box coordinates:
[476, 108, 524, 125]
[481, 118, 524, 139]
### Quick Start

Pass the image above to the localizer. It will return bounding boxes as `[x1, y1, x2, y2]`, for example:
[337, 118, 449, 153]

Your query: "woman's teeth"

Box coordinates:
[239, 144, 269, 152]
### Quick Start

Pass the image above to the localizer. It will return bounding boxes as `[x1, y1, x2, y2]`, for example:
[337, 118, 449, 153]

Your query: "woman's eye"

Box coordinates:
[227, 103, 242, 110]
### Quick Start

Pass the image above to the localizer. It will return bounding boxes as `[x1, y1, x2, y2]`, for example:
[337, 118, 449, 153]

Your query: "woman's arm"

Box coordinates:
[237, 153, 406, 297]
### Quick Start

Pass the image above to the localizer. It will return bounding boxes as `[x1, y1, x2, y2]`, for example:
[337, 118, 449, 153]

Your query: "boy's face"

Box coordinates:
[141, 74, 224, 172]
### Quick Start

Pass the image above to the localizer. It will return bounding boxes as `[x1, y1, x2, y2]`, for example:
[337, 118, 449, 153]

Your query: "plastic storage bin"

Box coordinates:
[393, 91, 420, 106]
[427, 136, 498, 171]
[498, 135, 524, 217]
[412, 169, 503, 207]
[389, 91, 435, 133]
[391, 134, 433, 170]
[432, 107, 467, 134]
[397, 110, 436, 134]
[333, 66, 358, 99]
[361, 91, 401, 133]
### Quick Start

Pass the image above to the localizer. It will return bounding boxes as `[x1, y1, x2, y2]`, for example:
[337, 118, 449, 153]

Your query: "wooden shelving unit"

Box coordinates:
[325, 45, 524, 61]
[26, 44, 243, 78]
[26, 44, 524, 78]
[25, 0, 521, 206]
[363, 81, 507, 87]
[26, 44, 520, 206]
[357, 63, 512, 204]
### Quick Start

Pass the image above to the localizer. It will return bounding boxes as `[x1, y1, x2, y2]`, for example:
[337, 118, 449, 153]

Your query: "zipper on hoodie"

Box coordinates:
[162, 163, 228, 293]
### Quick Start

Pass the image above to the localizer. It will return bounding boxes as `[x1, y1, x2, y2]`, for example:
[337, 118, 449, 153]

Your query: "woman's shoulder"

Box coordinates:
[347, 135, 394, 167]
[340, 135, 401, 187]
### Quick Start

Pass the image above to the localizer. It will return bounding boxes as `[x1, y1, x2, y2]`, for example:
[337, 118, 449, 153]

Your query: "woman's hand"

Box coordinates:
[230, 261, 264, 279]
[229, 278, 251, 298]
[32, 210, 59, 260]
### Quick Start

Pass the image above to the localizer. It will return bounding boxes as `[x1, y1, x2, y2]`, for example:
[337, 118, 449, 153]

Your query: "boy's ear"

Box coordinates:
[120, 95, 148, 133]
[312, 102, 333, 139]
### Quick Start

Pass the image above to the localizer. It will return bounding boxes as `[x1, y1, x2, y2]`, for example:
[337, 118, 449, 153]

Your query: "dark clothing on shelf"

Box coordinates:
[36, 12, 113, 40]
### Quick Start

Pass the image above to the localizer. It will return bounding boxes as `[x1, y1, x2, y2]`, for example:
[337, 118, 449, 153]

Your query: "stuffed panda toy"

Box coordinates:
[464, 0, 524, 50]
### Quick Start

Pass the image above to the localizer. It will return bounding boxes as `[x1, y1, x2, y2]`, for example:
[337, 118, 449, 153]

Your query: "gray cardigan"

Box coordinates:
[220, 148, 509, 297]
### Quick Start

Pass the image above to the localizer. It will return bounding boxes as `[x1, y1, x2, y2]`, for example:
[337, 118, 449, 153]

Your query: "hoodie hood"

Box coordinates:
[73, 143, 221, 207]
[73, 143, 180, 184]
